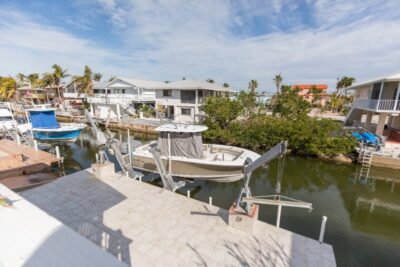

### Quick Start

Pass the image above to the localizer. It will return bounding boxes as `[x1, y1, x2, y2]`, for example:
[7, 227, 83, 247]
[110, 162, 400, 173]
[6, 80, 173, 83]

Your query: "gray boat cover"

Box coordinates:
[158, 132, 203, 159]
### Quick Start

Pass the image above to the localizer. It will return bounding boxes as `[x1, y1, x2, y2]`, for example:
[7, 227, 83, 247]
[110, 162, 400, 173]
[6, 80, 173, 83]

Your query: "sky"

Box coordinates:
[1, 0, 400, 92]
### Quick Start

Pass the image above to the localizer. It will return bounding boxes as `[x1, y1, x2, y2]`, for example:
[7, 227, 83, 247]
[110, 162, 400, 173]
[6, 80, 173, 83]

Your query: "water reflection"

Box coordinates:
[60, 129, 400, 267]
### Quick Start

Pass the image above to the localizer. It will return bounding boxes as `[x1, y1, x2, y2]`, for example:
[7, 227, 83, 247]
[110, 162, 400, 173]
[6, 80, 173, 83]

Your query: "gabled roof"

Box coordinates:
[108, 77, 166, 89]
[153, 80, 232, 92]
[92, 80, 108, 89]
[291, 84, 328, 90]
[345, 71, 400, 90]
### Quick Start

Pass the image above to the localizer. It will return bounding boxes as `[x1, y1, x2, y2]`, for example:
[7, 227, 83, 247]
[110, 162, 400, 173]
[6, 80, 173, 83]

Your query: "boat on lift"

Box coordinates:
[0, 102, 30, 134]
[26, 106, 85, 142]
[130, 124, 260, 182]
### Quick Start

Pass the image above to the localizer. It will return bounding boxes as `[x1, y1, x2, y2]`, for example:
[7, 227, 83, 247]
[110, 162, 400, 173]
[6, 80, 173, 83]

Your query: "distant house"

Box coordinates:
[85, 77, 165, 120]
[18, 83, 63, 104]
[291, 84, 329, 107]
[154, 80, 233, 123]
[344, 72, 400, 141]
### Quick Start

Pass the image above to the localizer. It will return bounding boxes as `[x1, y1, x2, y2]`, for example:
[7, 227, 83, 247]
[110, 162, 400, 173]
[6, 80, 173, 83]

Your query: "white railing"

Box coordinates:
[353, 99, 400, 111]
[63, 93, 85, 98]
[87, 94, 155, 104]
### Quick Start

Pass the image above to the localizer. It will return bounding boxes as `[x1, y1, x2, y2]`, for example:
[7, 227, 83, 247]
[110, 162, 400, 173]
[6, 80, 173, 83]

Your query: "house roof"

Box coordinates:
[345, 71, 400, 90]
[153, 80, 232, 92]
[291, 84, 328, 90]
[92, 80, 108, 89]
[108, 77, 166, 89]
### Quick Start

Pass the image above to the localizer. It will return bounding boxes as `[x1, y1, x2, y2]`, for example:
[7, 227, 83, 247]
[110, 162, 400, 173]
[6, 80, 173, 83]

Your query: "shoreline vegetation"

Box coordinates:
[202, 83, 357, 160]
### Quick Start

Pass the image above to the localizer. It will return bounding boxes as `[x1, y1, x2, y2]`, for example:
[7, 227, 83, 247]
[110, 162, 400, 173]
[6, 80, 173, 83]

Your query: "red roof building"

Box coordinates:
[291, 84, 329, 107]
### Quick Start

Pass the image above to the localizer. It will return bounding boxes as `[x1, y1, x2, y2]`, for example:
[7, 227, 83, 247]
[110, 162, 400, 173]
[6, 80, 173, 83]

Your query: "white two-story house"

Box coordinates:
[86, 77, 165, 120]
[345, 72, 400, 142]
[154, 80, 232, 123]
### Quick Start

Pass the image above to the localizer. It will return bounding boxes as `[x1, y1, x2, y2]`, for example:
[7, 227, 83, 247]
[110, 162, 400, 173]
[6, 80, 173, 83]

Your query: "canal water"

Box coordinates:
[60, 129, 400, 267]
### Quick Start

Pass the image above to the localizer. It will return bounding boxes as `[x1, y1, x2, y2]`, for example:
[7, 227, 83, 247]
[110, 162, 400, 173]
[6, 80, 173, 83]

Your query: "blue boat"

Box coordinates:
[27, 107, 85, 142]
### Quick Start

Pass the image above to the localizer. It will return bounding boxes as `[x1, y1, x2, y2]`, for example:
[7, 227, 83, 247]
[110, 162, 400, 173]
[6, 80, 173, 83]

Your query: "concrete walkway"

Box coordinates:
[20, 169, 336, 266]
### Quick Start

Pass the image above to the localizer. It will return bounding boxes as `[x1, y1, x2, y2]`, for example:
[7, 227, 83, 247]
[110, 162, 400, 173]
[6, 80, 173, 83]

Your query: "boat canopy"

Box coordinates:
[158, 132, 203, 159]
[28, 110, 59, 129]
[155, 124, 208, 133]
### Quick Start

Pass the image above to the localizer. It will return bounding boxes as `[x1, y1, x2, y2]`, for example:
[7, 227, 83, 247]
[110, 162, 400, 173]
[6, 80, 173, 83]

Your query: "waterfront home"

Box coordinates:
[154, 80, 233, 123]
[86, 77, 165, 120]
[344, 72, 400, 141]
[292, 84, 329, 107]
[18, 83, 62, 105]
[63, 80, 88, 107]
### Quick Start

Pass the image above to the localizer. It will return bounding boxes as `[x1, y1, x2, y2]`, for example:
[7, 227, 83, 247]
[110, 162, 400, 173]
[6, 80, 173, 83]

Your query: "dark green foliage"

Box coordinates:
[272, 85, 311, 119]
[202, 90, 356, 156]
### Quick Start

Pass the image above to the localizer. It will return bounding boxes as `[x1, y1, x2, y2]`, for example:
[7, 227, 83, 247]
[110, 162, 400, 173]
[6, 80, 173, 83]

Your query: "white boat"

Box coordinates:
[0, 103, 30, 134]
[130, 124, 260, 182]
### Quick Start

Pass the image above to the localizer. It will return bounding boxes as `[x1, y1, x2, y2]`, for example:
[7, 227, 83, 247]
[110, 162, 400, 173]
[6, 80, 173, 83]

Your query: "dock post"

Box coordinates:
[33, 140, 38, 151]
[276, 204, 282, 228]
[319, 216, 328, 243]
[187, 190, 190, 198]
[16, 135, 21, 145]
[209, 197, 213, 206]
[55, 146, 60, 159]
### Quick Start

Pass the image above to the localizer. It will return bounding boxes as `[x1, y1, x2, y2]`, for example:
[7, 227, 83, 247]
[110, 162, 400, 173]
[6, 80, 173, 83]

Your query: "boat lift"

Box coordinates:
[233, 141, 312, 228]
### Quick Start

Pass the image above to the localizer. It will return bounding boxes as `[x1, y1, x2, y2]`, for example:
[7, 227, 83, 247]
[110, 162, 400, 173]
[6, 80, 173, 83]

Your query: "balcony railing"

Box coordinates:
[87, 94, 155, 104]
[353, 99, 400, 111]
[63, 93, 85, 98]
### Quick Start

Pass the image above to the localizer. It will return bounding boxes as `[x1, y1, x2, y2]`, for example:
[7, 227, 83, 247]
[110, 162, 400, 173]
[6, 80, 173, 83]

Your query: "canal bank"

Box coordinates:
[57, 129, 400, 267]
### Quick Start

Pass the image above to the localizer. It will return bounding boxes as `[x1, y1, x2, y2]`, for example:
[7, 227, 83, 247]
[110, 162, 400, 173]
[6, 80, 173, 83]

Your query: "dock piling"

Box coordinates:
[16, 135, 21, 145]
[33, 140, 38, 151]
[319, 216, 328, 243]
[209, 196, 213, 206]
[55, 146, 60, 159]
[187, 190, 190, 198]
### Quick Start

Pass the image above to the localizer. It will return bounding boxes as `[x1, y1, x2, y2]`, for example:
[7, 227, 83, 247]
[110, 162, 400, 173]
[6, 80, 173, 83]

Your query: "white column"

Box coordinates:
[90, 104, 94, 116]
[377, 82, 384, 110]
[394, 82, 400, 111]
[116, 104, 121, 121]
[376, 113, 388, 136]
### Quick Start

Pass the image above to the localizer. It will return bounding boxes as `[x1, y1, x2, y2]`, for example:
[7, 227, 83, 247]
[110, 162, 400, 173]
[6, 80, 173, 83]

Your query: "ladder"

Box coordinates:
[358, 149, 373, 180]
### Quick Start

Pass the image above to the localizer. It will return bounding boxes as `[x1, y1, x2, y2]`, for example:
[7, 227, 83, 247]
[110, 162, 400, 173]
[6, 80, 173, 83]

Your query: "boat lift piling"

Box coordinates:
[229, 141, 313, 232]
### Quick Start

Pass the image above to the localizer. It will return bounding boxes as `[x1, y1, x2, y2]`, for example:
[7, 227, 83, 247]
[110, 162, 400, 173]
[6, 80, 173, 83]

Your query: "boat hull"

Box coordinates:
[131, 155, 245, 182]
[32, 129, 82, 142]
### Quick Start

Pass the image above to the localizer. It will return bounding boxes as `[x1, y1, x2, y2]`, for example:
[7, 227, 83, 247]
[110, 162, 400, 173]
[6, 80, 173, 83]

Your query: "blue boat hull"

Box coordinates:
[32, 129, 82, 142]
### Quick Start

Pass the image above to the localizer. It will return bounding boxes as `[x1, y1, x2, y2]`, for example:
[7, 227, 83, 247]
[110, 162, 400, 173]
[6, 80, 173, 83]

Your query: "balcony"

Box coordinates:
[87, 94, 155, 105]
[63, 93, 85, 99]
[353, 99, 400, 112]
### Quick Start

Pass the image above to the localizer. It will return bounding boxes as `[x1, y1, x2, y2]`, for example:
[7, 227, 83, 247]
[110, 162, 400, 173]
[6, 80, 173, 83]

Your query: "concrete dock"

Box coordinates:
[16, 167, 336, 266]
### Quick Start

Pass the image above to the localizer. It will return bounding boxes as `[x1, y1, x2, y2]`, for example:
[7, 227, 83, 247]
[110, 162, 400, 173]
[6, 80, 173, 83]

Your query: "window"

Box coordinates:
[181, 90, 196, 103]
[181, 108, 191, 116]
[163, 90, 172, 97]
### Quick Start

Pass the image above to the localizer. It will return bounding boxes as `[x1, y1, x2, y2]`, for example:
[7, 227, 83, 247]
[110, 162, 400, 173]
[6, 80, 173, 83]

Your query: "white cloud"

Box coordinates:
[1, 1, 400, 91]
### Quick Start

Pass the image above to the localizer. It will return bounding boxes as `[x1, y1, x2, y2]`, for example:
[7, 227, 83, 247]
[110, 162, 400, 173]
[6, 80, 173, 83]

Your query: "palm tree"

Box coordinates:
[74, 65, 94, 96]
[27, 73, 40, 88]
[206, 78, 215, 83]
[41, 73, 55, 102]
[93, 72, 102, 81]
[223, 82, 229, 88]
[0, 77, 18, 101]
[51, 64, 69, 104]
[273, 73, 283, 94]
[108, 76, 116, 82]
[16, 73, 26, 86]
[336, 76, 355, 95]
[248, 79, 258, 93]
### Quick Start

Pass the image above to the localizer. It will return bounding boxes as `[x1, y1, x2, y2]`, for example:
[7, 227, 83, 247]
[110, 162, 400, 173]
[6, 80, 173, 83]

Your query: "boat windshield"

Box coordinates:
[0, 116, 13, 121]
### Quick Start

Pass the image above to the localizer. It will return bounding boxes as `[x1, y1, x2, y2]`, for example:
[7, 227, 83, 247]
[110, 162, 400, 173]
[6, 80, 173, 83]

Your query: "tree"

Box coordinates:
[206, 78, 215, 83]
[27, 73, 40, 89]
[223, 82, 229, 88]
[336, 76, 355, 95]
[182, 77, 186, 80]
[309, 86, 322, 109]
[16, 73, 26, 86]
[273, 73, 283, 94]
[248, 79, 258, 93]
[238, 90, 257, 120]
[108, 76, 116, 82]
[41, 73, 54, 102]
[0, 77, 18, 101]
[203, 96, 242, 129]
[51, 64, 69, 104]
[272, 85, 311, 119]
[74, 65, 94, 96]
[93, 73, 102, 81]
